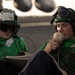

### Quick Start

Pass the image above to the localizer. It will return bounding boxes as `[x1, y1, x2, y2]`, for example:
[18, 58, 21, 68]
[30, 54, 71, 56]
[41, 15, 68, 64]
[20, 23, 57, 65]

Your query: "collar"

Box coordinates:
[64, 39, 75, 47]
[5, 37, 14, 47]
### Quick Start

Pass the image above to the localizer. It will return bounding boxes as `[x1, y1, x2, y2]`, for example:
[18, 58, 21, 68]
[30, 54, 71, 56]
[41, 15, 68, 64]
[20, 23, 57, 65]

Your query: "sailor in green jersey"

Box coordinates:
[18, 6, 75, 75]
[0, 35, 28, 58]
[0, 8, 28, 59]
[39, 6, 75, 75]
[0, 8, 28, 75]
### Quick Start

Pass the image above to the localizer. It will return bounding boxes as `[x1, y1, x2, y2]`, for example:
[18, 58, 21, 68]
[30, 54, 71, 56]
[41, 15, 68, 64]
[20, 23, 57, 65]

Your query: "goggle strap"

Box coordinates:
[51, 12, 58, 24]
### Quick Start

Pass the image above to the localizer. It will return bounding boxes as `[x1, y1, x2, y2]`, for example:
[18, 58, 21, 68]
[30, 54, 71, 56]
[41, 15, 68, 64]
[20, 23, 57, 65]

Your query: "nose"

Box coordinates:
[6, 30, 12, 33]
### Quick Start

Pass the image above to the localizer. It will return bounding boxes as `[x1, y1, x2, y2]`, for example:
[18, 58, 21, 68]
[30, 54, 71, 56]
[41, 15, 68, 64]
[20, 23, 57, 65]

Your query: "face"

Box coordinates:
[0, 30, 13, 39]
[56, 22, 75, 39]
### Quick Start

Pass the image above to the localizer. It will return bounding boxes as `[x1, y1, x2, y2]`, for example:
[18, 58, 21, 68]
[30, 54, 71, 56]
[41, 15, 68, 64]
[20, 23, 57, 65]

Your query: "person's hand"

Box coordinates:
[44, 39, 60, 53]
[60, 69, 68, 75]
[44, 32, 64, 53]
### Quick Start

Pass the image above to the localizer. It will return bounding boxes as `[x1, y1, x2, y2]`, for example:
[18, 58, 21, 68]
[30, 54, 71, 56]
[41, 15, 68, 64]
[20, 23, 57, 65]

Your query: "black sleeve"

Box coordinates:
[18, 50, 63, 75]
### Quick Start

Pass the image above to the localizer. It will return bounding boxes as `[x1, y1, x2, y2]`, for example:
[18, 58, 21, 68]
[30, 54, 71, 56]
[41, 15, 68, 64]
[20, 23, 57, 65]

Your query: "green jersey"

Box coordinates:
[40, 39, 75, 75]
[0, 35, 28, 59]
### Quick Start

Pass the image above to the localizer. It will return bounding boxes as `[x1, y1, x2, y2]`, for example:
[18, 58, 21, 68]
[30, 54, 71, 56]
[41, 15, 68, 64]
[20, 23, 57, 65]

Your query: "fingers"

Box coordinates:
[50, 39, 59, 50]
[44, 39, 59, 53]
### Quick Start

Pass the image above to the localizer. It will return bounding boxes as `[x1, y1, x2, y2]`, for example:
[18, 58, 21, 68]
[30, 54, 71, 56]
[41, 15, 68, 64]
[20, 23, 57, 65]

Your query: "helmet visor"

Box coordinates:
[0, 23, 19, 32]
[51, 6, 75, 24]
[56, 6, 75, 18]
[57, 7, 73, 18]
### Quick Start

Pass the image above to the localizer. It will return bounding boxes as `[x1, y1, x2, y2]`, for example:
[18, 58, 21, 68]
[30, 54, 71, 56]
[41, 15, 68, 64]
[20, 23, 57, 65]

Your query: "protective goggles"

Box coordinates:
[51, 6, 75, 24]
[0, 23, 19, 32]
[56, 6, 74, 19]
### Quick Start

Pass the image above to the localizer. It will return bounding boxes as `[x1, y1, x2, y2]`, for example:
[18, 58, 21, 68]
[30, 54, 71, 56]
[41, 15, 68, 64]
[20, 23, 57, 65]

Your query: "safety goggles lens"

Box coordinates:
[0, 23, 18, 32]
[57, 6, 73, 18]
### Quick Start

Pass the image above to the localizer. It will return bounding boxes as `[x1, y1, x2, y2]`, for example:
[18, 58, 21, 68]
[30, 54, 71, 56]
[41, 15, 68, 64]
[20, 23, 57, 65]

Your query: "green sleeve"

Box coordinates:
[17, 35, 28, 53]
[39, 39, 49, 50]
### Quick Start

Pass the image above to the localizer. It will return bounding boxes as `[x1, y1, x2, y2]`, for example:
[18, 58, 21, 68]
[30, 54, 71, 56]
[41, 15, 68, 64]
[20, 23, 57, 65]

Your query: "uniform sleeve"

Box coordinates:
[17, 35, 28, 53]
[39, 39, 49, 50]
[20, 37, 28, 53]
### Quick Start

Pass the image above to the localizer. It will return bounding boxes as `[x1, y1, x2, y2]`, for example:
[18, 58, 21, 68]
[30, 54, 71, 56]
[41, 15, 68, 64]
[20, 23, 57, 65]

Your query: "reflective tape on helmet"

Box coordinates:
[0, 12, 14, 21]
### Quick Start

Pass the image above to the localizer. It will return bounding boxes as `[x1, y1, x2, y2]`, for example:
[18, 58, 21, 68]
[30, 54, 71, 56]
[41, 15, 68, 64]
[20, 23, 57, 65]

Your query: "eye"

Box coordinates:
[63, 24, 68, 27]
[63, 23, 69, 27]
[57, 24, 60, 27]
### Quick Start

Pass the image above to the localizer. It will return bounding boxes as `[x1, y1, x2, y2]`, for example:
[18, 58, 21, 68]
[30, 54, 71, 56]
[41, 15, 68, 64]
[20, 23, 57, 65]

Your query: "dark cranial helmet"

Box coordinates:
[0, 8, 20, 34]
[51, 6, 75, 34]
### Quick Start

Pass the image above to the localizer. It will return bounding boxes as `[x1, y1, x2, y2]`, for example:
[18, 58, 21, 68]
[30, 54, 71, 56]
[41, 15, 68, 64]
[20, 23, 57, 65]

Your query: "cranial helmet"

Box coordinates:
[51, 6, 75, 34]
[0, 8, 20, 34]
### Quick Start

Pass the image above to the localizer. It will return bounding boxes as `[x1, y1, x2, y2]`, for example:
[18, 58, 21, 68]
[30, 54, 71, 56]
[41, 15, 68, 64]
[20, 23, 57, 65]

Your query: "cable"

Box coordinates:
[19, 34, 36, 51]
